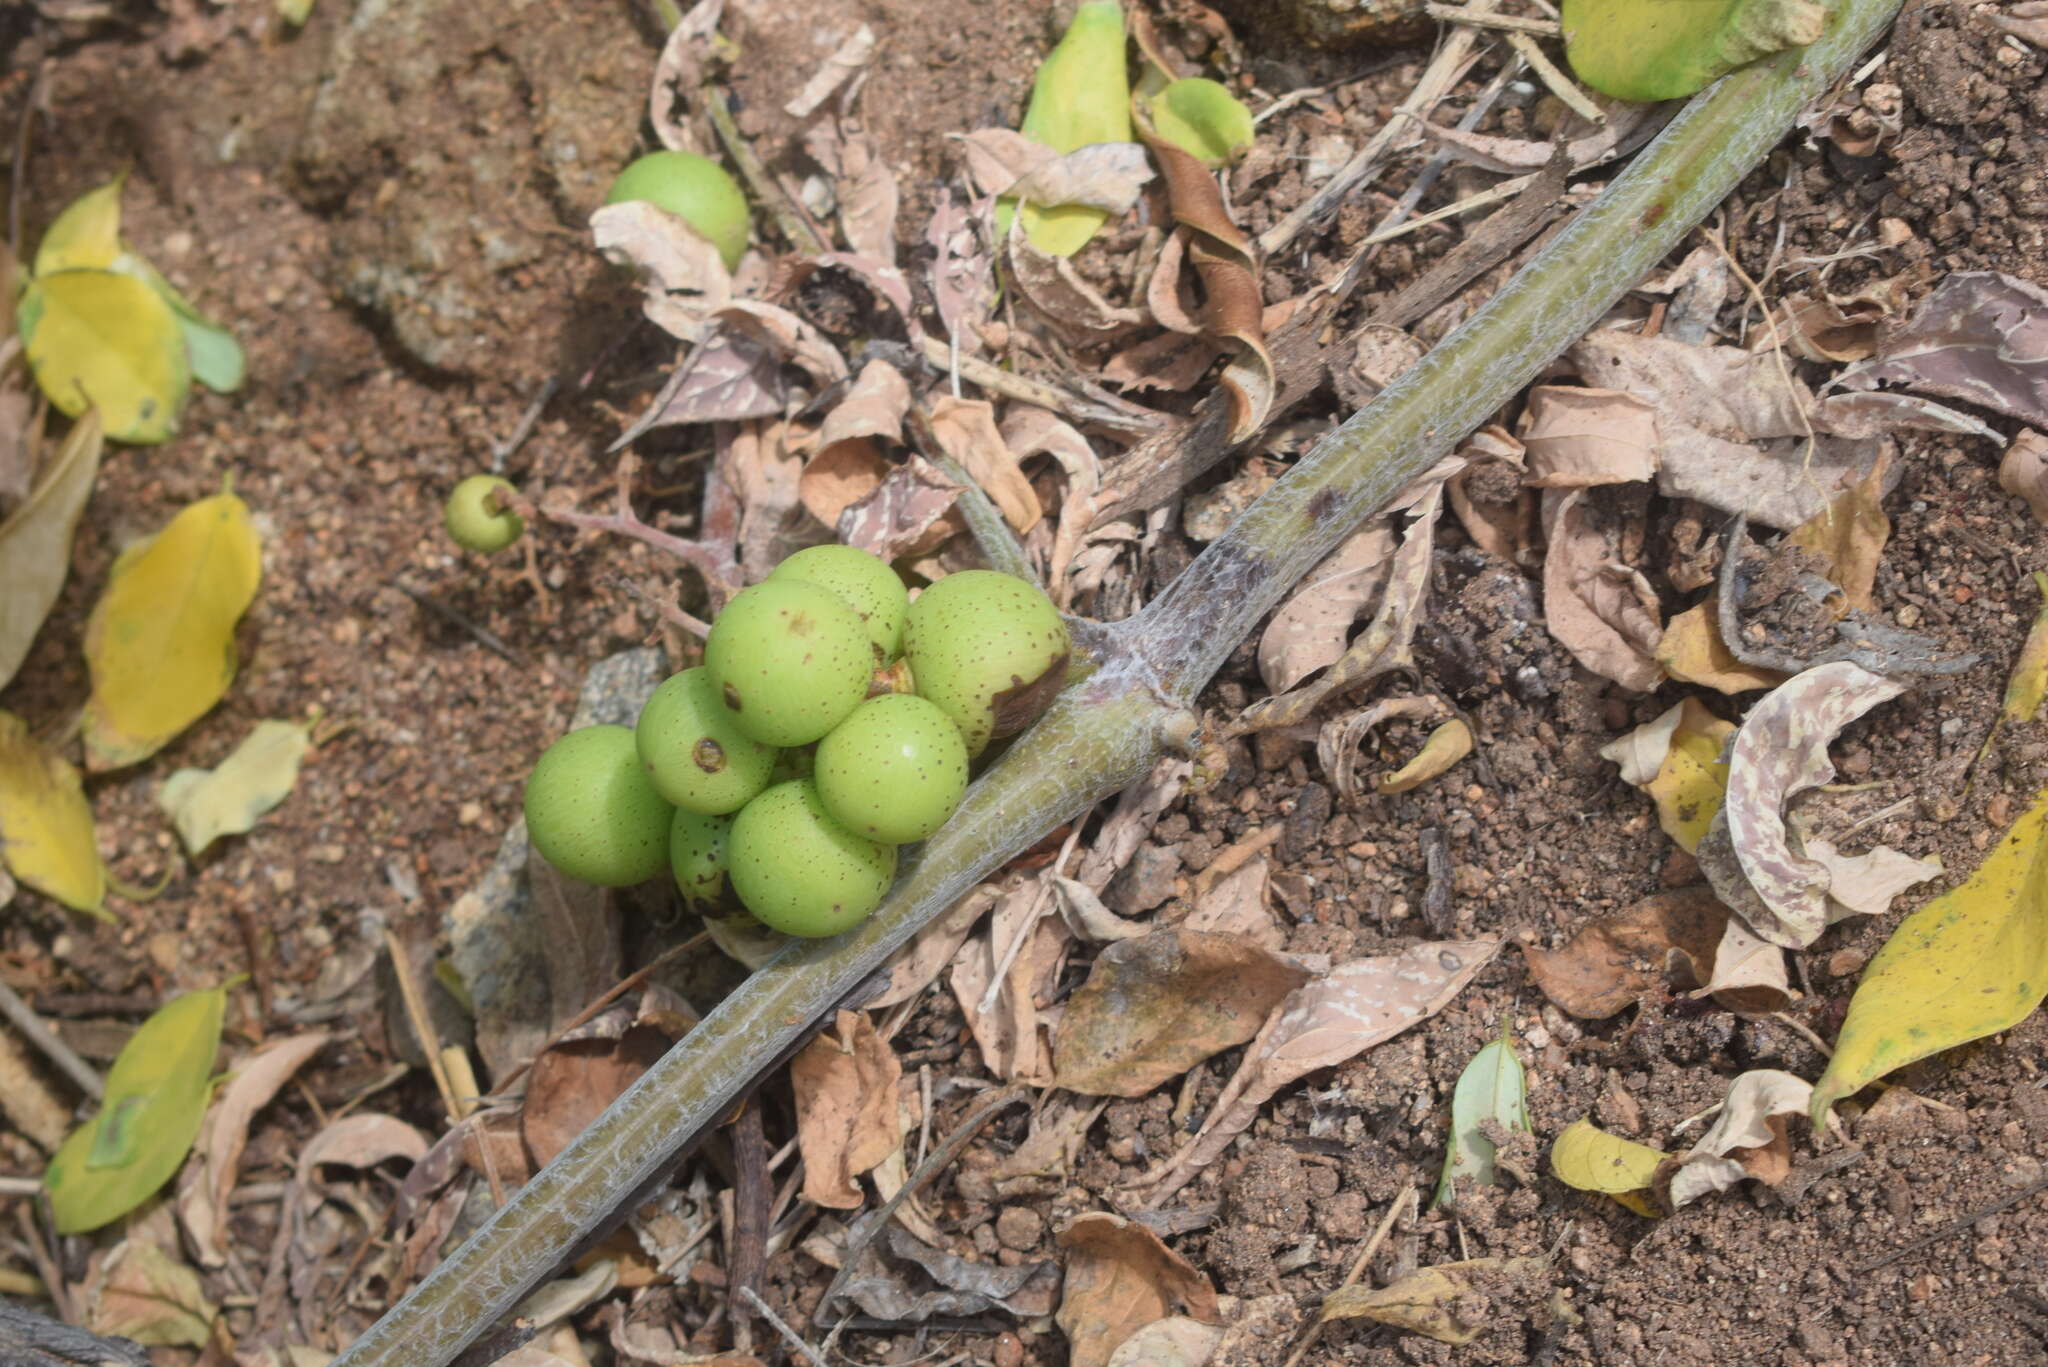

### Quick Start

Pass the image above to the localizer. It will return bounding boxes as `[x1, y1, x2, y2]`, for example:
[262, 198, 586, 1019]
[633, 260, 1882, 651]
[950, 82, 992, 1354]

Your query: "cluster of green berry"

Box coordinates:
[521, 550, 1071, 938]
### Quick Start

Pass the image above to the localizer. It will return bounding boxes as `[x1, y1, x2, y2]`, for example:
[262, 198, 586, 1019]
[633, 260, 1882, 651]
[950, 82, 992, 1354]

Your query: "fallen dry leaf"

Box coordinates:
[1105, 1316, 1222, 1367]
[1053, 929, 1308, 1097]
[590, 200, 733, 342]
[1523, 887, 1731, 1020]
[1665, 1069, 1812, 1208]
[866, 883, 999, 1010]
[1137, 940, 1497, 1202]
[791, 1009, 902, 1209]
[1375, 717, 1473, 794]
[927, 395, 1042, 532]
[837, 1224, 1059, 1321]
[783, 22, 875, 118]
[1655, 598, 1786, 694]
[1784, 457, 1890, 614]
[1182, 852, 1282, 950]
[1056, 1212, 1219, 1367]
[1540, 487, 1662, 692]
[1601, 697, 1734, 853]
[839, 455, 963, 560]
[1999, 430, 2048, 524]
[1834, 270, 2048, 428]
[1446, 426, 1536, 565]
[178, 1031, 330, 1267]
[88, 1236, 216, 1348]
[1319, 1255, 1549, 1346]
[522, 1021, 673, 1168]
[1257, 521, 1396, 695]
[1519, 386, 1659, 488]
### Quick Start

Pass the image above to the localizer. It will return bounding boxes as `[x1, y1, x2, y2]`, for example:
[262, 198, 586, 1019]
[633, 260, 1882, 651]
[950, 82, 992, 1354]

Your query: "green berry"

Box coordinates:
[669, 808, 730, 907]
[444, 474, 524, 553]
[705, 580, 873, 747]
[523, 725, 673, 886]
[727, 779, 896, 937]
[904, 570, 1071, 756]
[605, 150, 751, 271]
[769, 545, 910, 662]
[815, 694, 968, 844]
[636, 667, 778, 814]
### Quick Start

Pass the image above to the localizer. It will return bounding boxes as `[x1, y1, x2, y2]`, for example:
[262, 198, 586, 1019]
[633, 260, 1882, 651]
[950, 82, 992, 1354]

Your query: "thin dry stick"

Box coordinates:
[1855, 1174, 2048, 1273]
[1505, 31, 1605, 124]
[0, 978, 102, 1100]
[1282, 1187, 1417, 1367]
[703, 86, 828, 255]
[382, 930, 461, 1127]
[15, 1204, 70, 1324]
[1423, 4, 1560, 34]
[740, 1287, 828, 1367]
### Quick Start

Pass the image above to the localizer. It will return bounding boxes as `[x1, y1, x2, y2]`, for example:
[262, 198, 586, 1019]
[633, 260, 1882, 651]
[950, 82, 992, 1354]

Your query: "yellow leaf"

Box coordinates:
[33, 175, 126, 276]
[19, 269, 190, 444]
[1002, 1, 1131, 256]
[0, 710, 108, 919]
[1655, 597, 1785, 694]
[1646, 699, 1733, 854]
[83, 488, 262, 770]
[0, 408, 104, 689]
[1320, 1256, 1548, 1344]
[158, 719, 312, 855]
[2002, 571, 2048, 725]
[1549, 1117, 1666, 1217]
[1811, 785, 2048, 1128]
[1376, 718, 1474, 794]
[1787, 454, 1889, 614]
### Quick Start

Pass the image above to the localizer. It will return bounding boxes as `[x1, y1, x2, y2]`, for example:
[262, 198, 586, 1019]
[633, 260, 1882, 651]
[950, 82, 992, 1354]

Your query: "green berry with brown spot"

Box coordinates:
[669, 807, 731, 907]
[523, 725, 673, 887]
[904, 570, 1070, 756]
[727, 779, 896, 937]
[769, 544, 910, 662]
[443, 474, 524, 553]
[705, 580, 874, 747]
[815, 694, 968, 844]
[635, 667, 778, 814]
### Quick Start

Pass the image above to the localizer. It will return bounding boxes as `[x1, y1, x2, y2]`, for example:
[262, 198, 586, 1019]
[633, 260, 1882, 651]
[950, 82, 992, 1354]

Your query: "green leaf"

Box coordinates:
[33, 176, 126, 277]
[158, 719, 313, 855]
[1811, 784, 2048, 1128]
[19, 269, 191, 444]
[1144, 78, 1254, 168]
[111, 250, 246, 394]
[1435, 1018, 1532, 1207]
[1002, 0, 1132, 257]
[1561, 0, 1828, 102]
[45, 983, 233, 1233]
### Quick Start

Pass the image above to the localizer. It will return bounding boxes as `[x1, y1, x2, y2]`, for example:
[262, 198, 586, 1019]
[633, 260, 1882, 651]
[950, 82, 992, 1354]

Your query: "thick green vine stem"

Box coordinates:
[332, 3, 1902, 1362]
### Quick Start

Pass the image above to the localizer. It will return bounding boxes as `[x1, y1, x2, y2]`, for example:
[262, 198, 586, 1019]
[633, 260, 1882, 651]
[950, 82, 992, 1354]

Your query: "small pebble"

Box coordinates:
[995, 1205, 1045, 1251]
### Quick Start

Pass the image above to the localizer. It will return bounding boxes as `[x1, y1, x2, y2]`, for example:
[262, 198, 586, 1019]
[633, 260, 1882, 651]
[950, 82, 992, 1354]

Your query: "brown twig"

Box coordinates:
[396, 583, 527, 668]
[1282, 1187, 1416, 1367]
[728, 1101, 771, 1355]
[0, 977, 102, 1100]
[1854, 1174, 2048, 1273]
[541, 452, 741, 608]
[740, 1286, 828, 1367]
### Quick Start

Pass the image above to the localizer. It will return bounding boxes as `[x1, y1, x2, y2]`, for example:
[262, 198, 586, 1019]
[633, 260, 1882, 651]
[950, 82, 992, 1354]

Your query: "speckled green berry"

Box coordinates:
[727, 779, 896, 937]
[443, 474, 524, 553]
[815, 694, 968, 844]
[636, 667, 778, 814]
[669, 808, 730, 907]
[523, 725, 673, 887]
[705, 580, 873, 747]
[605, 150, 751, 271]
[769, 544, 910, 662]
[904, 570, 1071, 756]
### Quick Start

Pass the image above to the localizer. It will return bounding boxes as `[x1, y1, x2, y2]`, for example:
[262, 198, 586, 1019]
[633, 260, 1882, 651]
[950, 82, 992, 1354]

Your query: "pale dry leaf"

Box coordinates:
[1102, 328, 1221, 394]
[1696, 661, 1909, 948]
[1105, 1317, 1222, 1367]
[528, 851, 622, 1033]
[1258, 522, 1396, 695]
[717, 300, 849, 389]
[1182, 853, 1282, 951]
[791, 1009, 902, 1209]
[839, 455, 962, 560]
[1056, 1212, 1219, 1367]
[522, 1023, 672, 1168]
[1998, 430, 2048, 524]
[1599, 702, 1688, 786]
[783, 23, 877, 118]
[865, 883, 999, 1010]
[1800, 835, 1941, 917]
[1446, 425, 1535, 565]
[800, 438, 892, 530]
[300, 1113, 429, 1175]
[1666, 1069, 1812, 1208]
[1073, 756, 1194, 893]
[1540, 488, 1662, 692]
[1520, 386, 1659, 488]
[590, 201, 733, 342]
[639, 331, 788, 433]
[89, 1238, 216, 1348]
[821, 357, 911, 450]
[927, 395, 1042, 532]
[1523, 887, 1731, 1021]
[957, 128, 1057, 199]
[1006, 143, 1156, 216]
[1008, 229, 1146, 339]
[951, 881, 1062, 1083]
[804, 121, 899, 261]
[1694, 915, 1794, 1016]
[157, 719, 312, 856]
[1002, 406, 1101, 603]
[730, 419, 809, 574]
[1053, 877, 1150, 943]
[179, 1031, 330, 1266]
[1415, 100, 1669, 174]
[703, 910, 788, 970]
[648, 0, 725, 155]
[1053, 929, 1310, 1097]
[1138, 940, 1498, 1202]
[926, 189, 993, 348]
[1834, 270, 2048, 427]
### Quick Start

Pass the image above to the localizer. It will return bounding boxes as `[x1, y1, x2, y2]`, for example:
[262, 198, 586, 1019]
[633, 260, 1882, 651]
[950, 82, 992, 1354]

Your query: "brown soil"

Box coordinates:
[3, 1, 2046, 1366]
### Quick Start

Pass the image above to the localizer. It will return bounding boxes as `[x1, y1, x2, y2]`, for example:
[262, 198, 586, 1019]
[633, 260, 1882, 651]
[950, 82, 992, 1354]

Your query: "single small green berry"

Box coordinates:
[727, 779, 895, 937]
[769, 544, 910, 662]
[903, 570, 1071, 756]
[815, 694, 968, 844]
[605, 150, 751, 271]
[444, 474, 524, 553]
[524, 725, 673, 886]
[669, 807, 731, 907]
[636, 667, 778, 814]
[705, 580, 874, 747]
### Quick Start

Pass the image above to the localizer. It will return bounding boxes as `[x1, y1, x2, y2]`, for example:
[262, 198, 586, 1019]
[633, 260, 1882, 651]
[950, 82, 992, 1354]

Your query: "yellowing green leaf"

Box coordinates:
[111, 251, 246, 395]
[45, 983, 231, 1233]
[2003, 572, 2048, 725]
[83, 487, 263, 770]
[1145, 78, 1254, 168]
[0, 408, 103, 689]
[1005, 0, 1131, 256]
[158, 719, 312, 855]
[279, 0, 316, 24]
[1549, 1117, 1666, 1217]
[34, 176, 126, 276]
[1811, 784, 2048, 1128]
[19, 269, 191, 443]
[1320, 1256, 1548, 1344]
[1562, 0, 1827, 102]
[1436, 1019, 1532, 1207]
[0, 709, 108, 919]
